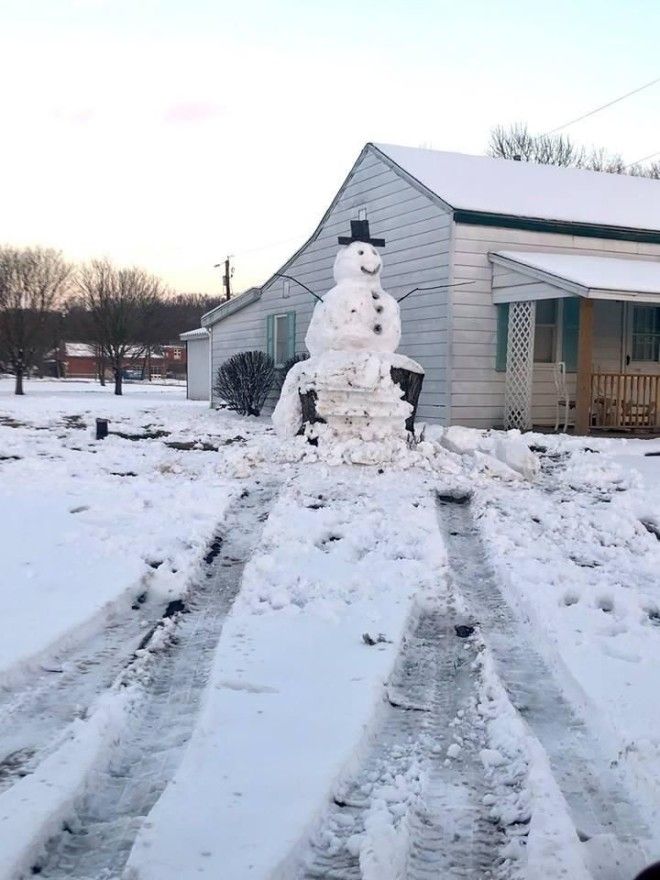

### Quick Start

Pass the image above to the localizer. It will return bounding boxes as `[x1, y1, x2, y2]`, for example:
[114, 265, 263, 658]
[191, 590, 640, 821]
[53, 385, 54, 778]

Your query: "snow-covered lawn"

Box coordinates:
[2, 380, 660, 879]
[0, 378, 266, 683]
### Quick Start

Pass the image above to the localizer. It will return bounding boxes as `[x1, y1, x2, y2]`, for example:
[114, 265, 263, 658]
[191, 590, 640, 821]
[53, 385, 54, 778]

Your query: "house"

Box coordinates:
[47, 343, 165, 380]
[201, 144, 660, 433]
[162, 343, 187, 379]
[179, 328, 210, 400]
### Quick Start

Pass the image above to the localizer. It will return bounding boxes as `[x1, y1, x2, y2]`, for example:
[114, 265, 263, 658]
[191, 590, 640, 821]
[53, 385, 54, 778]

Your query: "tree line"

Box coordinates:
[0, 248, 224, 395]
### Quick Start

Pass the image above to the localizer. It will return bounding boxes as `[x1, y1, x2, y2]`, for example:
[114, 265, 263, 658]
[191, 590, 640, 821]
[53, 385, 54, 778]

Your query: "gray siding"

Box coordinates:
[451, 225, 660, 427]
[211, 148, 453, 423]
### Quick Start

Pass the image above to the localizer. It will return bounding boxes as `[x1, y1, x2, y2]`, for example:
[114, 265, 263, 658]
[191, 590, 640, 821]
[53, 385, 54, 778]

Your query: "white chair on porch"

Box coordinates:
[553, 361, 575, 432]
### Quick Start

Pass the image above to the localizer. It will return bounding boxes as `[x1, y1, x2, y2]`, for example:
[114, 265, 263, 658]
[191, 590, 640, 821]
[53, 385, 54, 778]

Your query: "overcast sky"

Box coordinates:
[1, 0, 659, 295]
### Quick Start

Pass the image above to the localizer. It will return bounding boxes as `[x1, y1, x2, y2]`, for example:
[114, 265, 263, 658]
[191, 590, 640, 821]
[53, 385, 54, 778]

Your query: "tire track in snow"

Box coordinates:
[301, 575, 504, 878]
[439, 492, 654, 878]
[29, 477, 279, 880]
[0, 599, 159, 795]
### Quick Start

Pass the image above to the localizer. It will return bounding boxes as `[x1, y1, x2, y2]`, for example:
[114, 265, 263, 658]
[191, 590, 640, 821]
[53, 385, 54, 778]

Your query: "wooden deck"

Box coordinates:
[590, 372, 660, 432]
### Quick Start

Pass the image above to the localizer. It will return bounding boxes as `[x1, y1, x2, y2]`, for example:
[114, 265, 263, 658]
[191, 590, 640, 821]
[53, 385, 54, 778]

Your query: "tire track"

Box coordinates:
[30, 477, 279, 880]
[438, 491, 654, 878]
[301, 591, 504, 878]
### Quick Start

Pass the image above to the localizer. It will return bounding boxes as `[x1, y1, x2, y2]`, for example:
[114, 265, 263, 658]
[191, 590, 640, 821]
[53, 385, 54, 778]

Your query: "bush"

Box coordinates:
[214, 350, 275, 416]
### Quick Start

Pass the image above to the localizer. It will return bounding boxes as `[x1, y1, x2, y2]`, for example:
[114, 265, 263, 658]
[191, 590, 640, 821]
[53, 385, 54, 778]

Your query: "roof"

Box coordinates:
[373, 143, 660, 234]
[179, 328, 209, 341]
[201, 287, 262, 327]
[64, 342, 97, 358]
[490, 251, 660, 303]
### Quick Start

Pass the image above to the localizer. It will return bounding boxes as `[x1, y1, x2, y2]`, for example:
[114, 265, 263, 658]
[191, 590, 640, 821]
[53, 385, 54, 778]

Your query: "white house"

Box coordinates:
[201, 143, 660, 433]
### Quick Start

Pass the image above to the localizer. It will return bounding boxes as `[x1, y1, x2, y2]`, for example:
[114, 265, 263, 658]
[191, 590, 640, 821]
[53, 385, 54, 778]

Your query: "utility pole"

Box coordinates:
[214, 256, 234, 301]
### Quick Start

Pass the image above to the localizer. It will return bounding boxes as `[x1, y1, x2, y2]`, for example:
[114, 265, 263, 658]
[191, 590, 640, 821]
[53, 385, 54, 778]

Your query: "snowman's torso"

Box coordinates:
[305, 280, 401, 355]
[304, 241, 401, 355]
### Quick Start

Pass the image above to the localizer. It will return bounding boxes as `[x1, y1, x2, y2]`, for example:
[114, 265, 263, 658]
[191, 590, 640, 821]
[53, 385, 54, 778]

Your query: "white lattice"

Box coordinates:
[504, 301, 536, 430]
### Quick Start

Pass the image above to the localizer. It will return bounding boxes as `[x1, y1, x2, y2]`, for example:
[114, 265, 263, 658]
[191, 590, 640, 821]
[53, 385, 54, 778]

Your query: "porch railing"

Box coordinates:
[591, 372, 660, 430]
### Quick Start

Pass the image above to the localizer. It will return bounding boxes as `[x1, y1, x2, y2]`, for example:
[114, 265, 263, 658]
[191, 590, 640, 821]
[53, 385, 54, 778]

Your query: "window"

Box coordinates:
[534, 300, 557, 363]
[266, 311, 296, 366]
[632, 305, 660, 361]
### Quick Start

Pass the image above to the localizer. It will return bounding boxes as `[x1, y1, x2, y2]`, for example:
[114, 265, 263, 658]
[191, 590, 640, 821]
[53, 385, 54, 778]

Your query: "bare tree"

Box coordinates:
[488, 123, 659, 179]
[77, 259, 168, 395]
[0, 246, 72, 394]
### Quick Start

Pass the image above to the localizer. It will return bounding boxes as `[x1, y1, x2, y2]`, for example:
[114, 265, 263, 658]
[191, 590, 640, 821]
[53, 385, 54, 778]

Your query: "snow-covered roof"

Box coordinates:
[373, 144, 660, 232]
[179, 328, 209, 341]
[490, 251, 660, 302]
[64, 342, 96, 357]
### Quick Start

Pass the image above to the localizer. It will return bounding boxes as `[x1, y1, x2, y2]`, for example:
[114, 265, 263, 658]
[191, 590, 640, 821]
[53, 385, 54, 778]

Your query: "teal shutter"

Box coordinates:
[495, 303, 509, 372]
[287, 311, 296, 360]
[266, 314, 274, 358]
[562, 298, 580, 372]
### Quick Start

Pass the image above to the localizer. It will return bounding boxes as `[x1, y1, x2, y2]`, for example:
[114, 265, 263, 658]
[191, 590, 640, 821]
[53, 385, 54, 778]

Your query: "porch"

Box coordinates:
[490, 251, 660, 435]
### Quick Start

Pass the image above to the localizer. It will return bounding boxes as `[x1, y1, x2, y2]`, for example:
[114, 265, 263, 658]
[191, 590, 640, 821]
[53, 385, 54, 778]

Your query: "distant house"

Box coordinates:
[48, 343, 165, 380]
[179, 328, 210, 400]
[201, 144, 660, 433]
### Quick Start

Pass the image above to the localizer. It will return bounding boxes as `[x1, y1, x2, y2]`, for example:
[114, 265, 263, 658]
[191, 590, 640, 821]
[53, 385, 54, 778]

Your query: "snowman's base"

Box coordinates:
[298, 365, 423, 437]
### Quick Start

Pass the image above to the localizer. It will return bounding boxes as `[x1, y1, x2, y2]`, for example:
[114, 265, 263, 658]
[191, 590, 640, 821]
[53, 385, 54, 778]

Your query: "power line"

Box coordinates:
[625, 149, 660, 169]
[543, 74, 660, 136]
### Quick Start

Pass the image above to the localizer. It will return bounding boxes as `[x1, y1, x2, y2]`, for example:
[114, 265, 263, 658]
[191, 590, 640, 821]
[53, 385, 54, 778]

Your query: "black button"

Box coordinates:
[375, 305, 383, 313]
[373, 324, 382, 333]
[371, 292, 380, 300]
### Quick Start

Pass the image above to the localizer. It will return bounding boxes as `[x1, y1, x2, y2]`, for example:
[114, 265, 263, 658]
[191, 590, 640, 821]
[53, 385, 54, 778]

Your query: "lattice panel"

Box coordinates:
[504, 301, 536, 431]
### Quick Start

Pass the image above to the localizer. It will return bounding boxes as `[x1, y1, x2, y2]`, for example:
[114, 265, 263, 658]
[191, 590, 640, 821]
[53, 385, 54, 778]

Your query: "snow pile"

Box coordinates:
[125, 465, 444, 880]
[439, 425, 540, 481]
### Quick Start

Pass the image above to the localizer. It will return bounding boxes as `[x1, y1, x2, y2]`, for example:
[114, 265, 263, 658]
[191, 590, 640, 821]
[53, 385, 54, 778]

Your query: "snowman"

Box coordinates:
[272, 219, 424, 460]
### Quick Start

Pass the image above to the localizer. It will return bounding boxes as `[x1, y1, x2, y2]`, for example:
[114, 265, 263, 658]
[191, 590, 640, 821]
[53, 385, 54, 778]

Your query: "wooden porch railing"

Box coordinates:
[591, 372, 660, 430]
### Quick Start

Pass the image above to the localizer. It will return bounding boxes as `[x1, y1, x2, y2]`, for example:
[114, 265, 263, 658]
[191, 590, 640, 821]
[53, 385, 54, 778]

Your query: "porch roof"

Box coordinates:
[489, 251, 660, 303]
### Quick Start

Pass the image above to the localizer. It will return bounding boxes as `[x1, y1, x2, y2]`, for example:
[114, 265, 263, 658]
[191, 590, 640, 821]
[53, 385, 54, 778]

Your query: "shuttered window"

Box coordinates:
[266, 311, 296, 366]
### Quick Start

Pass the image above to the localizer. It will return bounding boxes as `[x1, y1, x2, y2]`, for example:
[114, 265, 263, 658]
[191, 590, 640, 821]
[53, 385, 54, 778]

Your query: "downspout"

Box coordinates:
[207, 326, 213, 408]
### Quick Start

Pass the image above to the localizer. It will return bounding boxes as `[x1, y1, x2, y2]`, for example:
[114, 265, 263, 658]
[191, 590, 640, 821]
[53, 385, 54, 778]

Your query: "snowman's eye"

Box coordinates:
[358, 249, 364, 255]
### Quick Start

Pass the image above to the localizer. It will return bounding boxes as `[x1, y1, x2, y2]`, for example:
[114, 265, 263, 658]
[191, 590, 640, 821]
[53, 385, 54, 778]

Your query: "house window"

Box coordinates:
[266, 311, 296, 367]
[534, 300, 557, 363]
[632, 305, 660, 361]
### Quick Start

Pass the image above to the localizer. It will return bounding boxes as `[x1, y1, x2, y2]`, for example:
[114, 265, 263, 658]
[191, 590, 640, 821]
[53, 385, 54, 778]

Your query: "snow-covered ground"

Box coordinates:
[0, 378, 267, 683]
[1, 378, 659, 879]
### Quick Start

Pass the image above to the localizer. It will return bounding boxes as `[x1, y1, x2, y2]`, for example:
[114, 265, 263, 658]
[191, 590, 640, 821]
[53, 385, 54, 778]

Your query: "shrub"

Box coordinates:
[214, 350, 275, 416]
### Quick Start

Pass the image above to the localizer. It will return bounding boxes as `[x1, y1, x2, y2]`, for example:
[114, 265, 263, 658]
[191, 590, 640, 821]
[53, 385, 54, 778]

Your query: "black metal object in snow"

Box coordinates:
[297, 367, 424, 437]
[96, 418, 109, 440]
[338, 218, 386, 247]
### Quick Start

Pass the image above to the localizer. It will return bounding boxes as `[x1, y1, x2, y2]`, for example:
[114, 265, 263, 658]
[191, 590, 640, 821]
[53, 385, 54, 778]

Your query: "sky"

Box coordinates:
[1, 0, 659, 296]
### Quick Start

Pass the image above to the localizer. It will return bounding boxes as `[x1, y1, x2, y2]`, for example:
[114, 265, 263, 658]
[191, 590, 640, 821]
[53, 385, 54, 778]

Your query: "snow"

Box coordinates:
[4, 377, 660, 878]
[0, 689, 133, 880]
[125, 466, 443, 880]
[0, 379, 256, 683]
[179, 327, 208, 341]
[374, 143, 660, 231]
[494, 251, 660, 296]
[471, 431, 660, 846]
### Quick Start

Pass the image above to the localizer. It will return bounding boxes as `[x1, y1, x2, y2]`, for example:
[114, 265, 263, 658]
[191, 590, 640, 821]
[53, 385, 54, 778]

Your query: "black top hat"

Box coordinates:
[338, 219, 385, 248]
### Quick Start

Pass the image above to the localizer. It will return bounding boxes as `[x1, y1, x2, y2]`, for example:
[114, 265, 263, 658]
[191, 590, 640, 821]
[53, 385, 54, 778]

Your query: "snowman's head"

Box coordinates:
[333, 241, 382, 284]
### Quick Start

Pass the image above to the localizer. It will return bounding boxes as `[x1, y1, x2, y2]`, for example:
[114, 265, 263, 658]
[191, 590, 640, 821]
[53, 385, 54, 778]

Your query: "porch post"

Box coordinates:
[504, 301, 536, 431]
[574, 298, 594, 435]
